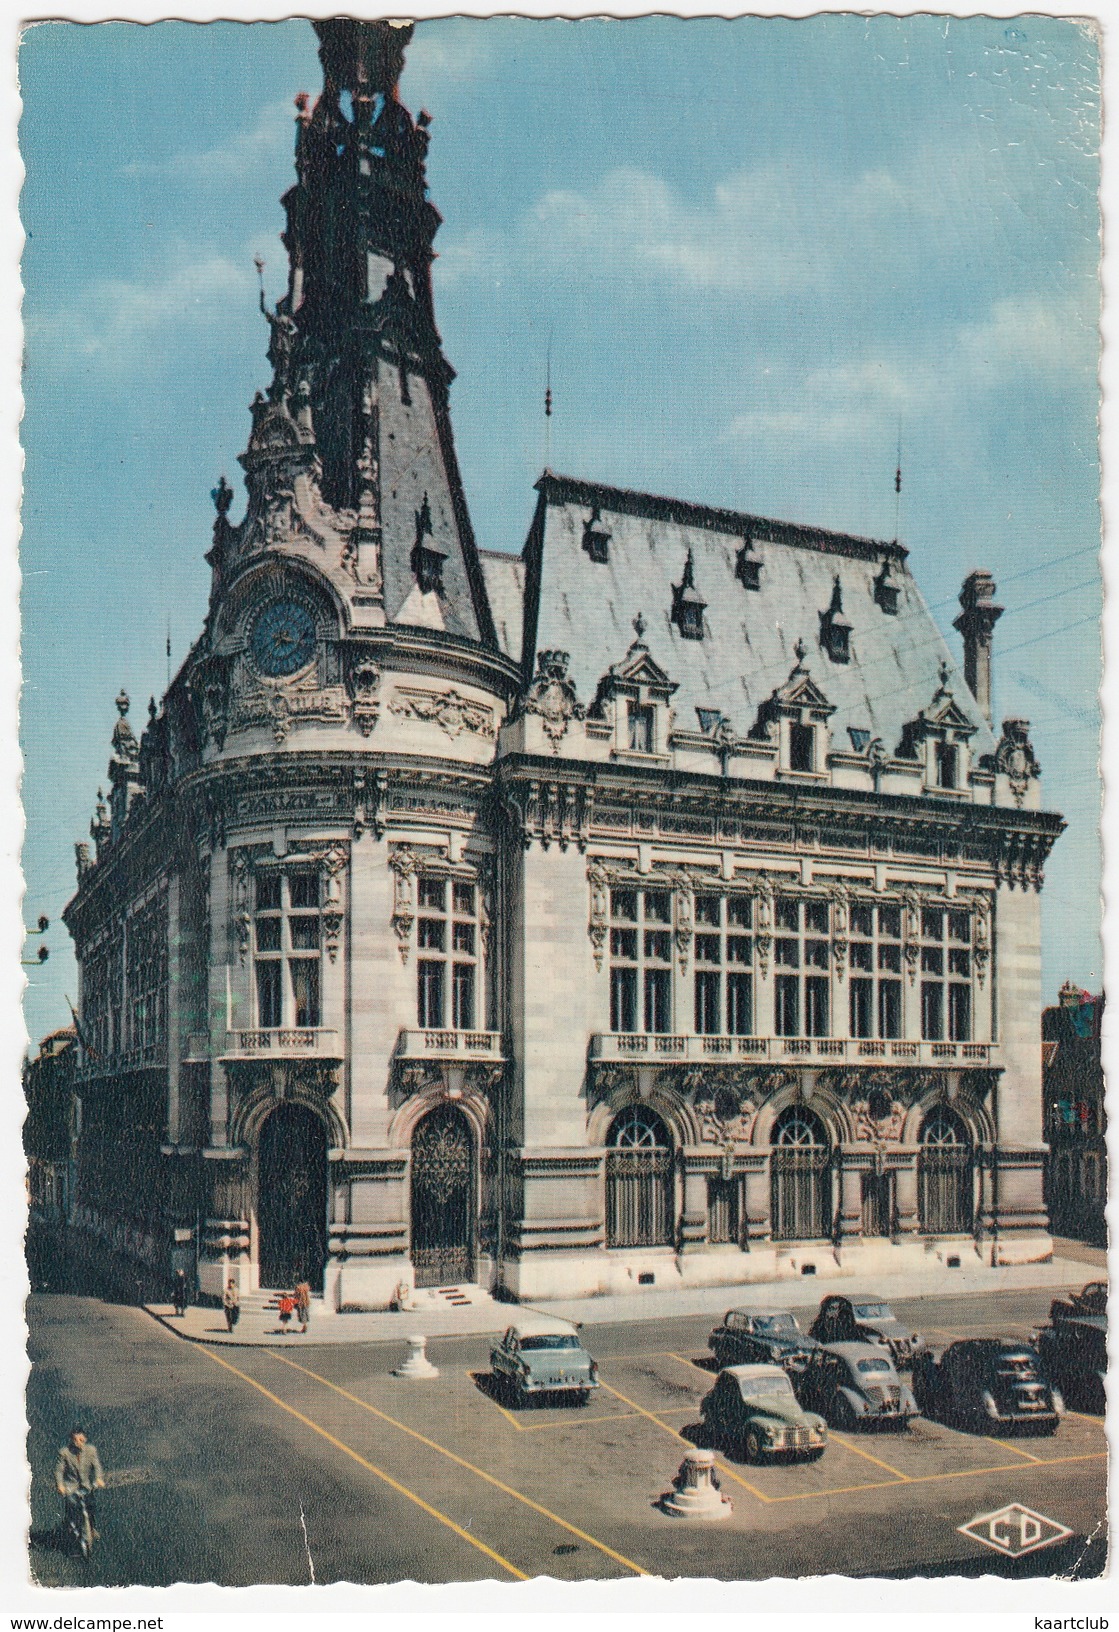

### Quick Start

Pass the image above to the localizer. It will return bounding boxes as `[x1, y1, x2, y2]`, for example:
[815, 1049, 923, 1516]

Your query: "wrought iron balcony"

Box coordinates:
[589, 1034, 994, 1067]
[396, 1029, 504, 1061]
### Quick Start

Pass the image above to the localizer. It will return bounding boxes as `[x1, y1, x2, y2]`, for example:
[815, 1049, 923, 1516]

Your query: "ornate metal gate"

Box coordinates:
[918, 1109, 973, 1234]
[771, 1107, 832, 1240]
[411, 1106, 475, 1287]
[606, 1107, 674, 1247]
[258, 1104, 328, 1291]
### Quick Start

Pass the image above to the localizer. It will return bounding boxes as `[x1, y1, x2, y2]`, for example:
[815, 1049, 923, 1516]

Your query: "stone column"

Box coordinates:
[678, 1154, 708, 1251]
[837, 1156, 863, 1240]
[894, 1155, 919, 1235]
[742, 1158, 770, 1242]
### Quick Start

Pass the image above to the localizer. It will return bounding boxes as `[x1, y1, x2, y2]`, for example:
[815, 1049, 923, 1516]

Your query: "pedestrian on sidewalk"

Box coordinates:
[277, 1291, 296, 1334]
[171, 1268, 188, 1319]
[222, 1277, 240, 1332]
[294, 1278, 311, 1334]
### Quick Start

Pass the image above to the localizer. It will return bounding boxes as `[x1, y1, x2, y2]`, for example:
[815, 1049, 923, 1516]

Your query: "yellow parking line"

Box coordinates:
[271, 1352, 648, 1577]
[1068, 1410, 1106, 1424]
[989, 1437, 1045, 1464]
[197, 1345, 528, 1580]
[597, 1378, 771, 1503]
[828, 1432, 911, 1480]
[764, 1450, 1107, 1505]
[667, 1351, 711, 1375]
[517, 1406, 695, 1434]
[466, 1371, 525, 1431]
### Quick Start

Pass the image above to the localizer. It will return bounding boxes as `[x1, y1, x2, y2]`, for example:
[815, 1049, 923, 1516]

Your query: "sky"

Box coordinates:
[17, 14, 1101, 1046]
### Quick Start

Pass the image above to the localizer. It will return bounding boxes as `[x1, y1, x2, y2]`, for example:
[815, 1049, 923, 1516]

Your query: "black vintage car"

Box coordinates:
[808, 1293, 923, 1365]
[1035, 1300, 1107, 1414]
[707, 1308, 819, 1376]
[912, 1339, 1063, 1434]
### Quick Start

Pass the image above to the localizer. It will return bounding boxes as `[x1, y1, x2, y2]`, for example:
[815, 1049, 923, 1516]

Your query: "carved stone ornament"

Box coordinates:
[520, 649, 586, 752]
[672, 871, 695, 974]
[829, 880, 850, 978]
[321, 843, 347, 963]
[588, 860, 610, 970]
[754, 877, 775, 977]
[903, 888, 922, 986]
[852, 1097, 906, 1144]
[388, 846, 418, 963]
[973, 896, 992, 986]
[993, 717, 1041, 807]
[346, 654, 382, 737]
[389, 685, 496, 742]
[234, 671, 348, 745]
[694, 1089, 759, 1148]
[230, 849, 253, 965]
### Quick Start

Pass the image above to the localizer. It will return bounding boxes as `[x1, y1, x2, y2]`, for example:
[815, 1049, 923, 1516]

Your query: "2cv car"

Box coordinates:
[700, 1363, 828, 1463]
[808, 1294, 924, 1366]
[490, 1315, 600, 1407]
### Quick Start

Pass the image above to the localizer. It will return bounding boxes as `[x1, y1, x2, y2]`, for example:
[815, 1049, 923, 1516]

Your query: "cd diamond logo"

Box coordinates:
[958, 1503, 1074, 1558]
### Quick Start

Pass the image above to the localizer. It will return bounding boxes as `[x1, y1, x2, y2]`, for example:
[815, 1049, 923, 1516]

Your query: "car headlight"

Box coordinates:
[982, 1390, 999, 1418]
[1052, 1389, 1065, 1415]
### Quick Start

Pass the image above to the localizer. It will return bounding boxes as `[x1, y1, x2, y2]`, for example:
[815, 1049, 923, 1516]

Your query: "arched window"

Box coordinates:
[605, 1107, 674, 1248]
[918, 1106, 974, 1235]
[770, 1105, 832, 1241]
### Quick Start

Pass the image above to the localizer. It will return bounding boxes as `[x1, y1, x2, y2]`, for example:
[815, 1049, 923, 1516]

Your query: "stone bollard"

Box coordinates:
[393, 1333, 439, 1379]
[660, 1448, 733, 1520]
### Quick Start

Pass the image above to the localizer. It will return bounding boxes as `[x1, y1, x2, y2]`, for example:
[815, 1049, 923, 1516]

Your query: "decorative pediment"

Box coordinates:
[591, 616, 678, 713]
[986, 716, 1041, 806]
[897, 662, 977, 757]
[752, 641, 835, 737]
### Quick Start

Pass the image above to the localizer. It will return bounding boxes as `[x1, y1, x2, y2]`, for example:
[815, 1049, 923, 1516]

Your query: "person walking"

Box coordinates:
[277, 1291, 296, 1334]
[171, 1268, 188, 1319]
[294, 1278, 311, 1335]
[55, 1426, 105, 1546]
[222, 1277, 240, 1333]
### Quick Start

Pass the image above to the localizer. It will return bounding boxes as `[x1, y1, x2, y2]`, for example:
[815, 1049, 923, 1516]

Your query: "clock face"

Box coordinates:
[250, 599, 317, 677]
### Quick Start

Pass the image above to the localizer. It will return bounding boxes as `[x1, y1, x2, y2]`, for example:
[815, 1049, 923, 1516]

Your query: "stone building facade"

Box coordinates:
[1042, 985, 1106, 1247]
[63, 20, 1063, 1310]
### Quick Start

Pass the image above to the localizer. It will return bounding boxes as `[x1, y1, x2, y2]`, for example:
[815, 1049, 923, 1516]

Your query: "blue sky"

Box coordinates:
[18, 15, 1100, 1045]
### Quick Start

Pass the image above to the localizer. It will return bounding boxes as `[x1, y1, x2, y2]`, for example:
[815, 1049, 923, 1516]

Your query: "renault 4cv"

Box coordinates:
[700, 1363, 828, 1464]
[490, 1316, 600, 1406]
[795, 1342, 919, 1430]
[913, 1339, 1063, 1433]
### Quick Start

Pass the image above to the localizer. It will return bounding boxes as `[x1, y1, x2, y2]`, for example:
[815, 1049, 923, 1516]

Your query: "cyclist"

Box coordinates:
[55, 1426, 105, 1549]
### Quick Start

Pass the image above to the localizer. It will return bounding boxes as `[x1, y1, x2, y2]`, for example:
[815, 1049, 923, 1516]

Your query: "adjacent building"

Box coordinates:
[62, 20, 1064, 1309]
[1042, 984, 1106, 1247]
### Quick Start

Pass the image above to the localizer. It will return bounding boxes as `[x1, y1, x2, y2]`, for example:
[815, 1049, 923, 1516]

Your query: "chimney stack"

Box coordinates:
[953, 570, 1003, 725]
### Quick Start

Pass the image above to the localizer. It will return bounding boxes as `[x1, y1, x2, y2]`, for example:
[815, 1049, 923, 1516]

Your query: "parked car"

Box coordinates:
[795, 1342, 919, 1430]
[707, 1308, 820, 1377]
[700, 1363, 828, 1463]
[912, 1339, 1063, 1434]
[808, 1293, 923, 1365]
[1035, 1305, 1106, 1414]
[1048, 1281, 1106, 1322]
[490, 1316, 600, 1406]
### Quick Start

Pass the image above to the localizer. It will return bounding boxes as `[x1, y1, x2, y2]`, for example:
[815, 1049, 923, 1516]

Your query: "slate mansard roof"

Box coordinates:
[495, 471, 998, 758]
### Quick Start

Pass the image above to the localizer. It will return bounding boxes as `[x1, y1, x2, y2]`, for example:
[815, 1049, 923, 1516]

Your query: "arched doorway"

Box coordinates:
[918, 1106, 974, 1234]
[605, 1106, 674, 1248]
[770, 1105, 832, 1240]
[258, 1104, 328, 1291]
[411, 1105, 476, 1288]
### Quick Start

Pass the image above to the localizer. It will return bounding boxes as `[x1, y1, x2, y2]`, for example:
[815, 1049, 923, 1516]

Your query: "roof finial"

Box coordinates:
[793, 637, 807, 667]
[633, 611, 647, 641]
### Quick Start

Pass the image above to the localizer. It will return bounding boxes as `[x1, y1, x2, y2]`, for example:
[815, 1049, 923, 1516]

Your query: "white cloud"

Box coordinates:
[122, 99, 296, 182]
[956, 292, 1098, 388]
[28, 252, 256, 369]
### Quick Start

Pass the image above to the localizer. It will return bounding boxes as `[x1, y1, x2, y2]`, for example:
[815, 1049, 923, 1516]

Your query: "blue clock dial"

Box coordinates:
[250, 599, 317, 677]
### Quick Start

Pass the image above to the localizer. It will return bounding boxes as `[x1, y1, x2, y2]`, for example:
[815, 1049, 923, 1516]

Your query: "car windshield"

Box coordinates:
[853, 1303, 893, 1321]
[856, 1357, 893, 1374]
[742, 1374, 794, 1398]
[518, 1334, 581, 1352]
[755, 1315, 799, 1335]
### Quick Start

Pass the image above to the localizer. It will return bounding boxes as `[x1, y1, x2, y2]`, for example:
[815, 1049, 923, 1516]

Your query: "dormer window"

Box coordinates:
[628, 702, 655, 753]
[736, 538, 762, 591]
[935, 740, 958, 789]
[671, 548, 707, 641]
[819, 575, 852, 663]
[411, 492, 446, 594]
[874, 557, 900, 615]
[789, 722, 815, 772]
[582, 507, 611, 564]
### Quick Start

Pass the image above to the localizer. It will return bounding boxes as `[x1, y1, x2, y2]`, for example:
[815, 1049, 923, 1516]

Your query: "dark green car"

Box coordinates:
[701, 1363, 828, 1463]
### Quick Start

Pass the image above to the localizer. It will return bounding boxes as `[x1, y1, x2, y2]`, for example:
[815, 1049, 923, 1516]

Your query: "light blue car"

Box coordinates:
[490, 1317, 600, 1406]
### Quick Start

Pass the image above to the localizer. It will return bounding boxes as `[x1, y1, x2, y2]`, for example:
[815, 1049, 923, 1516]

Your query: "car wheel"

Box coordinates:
[744, 1428, 765, 1464]
[805, 1448, 825, 1463]
[831, 1397, 858, 1432]
[576, 1390, 590, 1407]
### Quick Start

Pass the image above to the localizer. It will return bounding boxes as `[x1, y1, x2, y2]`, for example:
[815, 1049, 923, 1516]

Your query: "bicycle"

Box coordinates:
[62, 1490, 95, 1559]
